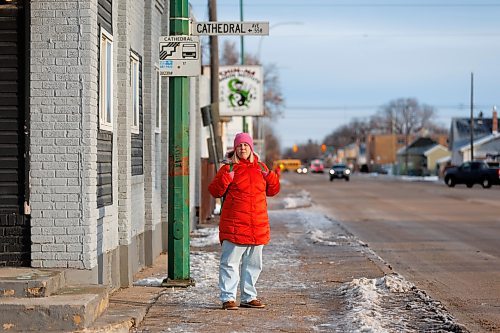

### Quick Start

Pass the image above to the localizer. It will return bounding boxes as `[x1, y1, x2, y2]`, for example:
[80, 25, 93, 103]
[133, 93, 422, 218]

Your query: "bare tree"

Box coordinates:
[220, 40, 239, 66]
[323, 98, 446, 153]
[263, 123, 281, 167]
[283, 139, 322, 162]
[323, 117, 371, 150]
[243, 52, 284, 120]
[371, 98, 443, 173]
[372, 98, 437, 135]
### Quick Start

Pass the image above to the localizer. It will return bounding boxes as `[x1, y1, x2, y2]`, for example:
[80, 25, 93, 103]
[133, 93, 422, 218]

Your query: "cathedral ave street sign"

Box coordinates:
[191, 21, 269, 36]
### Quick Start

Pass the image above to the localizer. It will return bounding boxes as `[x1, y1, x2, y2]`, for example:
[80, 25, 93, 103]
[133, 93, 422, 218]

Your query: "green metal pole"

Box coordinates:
[165, 0, 193, 286]
[240, 0, 247, 133]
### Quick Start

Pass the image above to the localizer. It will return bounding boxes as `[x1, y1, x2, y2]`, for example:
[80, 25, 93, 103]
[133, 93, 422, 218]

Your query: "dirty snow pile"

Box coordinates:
[308, 229, 339, 246]
[282, 189, 312, 209]
[330, 273, 468, 332]
[133, 274, 166, 287]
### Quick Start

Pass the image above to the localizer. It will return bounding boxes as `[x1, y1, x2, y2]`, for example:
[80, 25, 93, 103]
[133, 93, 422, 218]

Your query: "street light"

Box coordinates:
[257, 21, 303, 62]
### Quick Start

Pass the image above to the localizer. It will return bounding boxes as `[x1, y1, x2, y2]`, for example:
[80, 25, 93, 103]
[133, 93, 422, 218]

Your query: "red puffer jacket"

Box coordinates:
[208, 156, 280, 245]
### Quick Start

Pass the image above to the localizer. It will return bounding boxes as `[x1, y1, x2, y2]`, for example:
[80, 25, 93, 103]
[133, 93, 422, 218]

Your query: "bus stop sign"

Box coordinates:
[159, 35, 201, 76]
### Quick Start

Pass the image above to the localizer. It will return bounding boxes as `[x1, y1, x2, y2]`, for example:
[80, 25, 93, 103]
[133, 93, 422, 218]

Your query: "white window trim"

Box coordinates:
[130, 52, 140, 134]
[155, 66, 161, 133]
[99, 28, 113, 132]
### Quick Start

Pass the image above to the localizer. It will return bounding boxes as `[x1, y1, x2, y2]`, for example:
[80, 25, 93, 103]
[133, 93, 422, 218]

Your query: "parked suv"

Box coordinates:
[444, 161, 500, 188]
[329, 164, 351, 181]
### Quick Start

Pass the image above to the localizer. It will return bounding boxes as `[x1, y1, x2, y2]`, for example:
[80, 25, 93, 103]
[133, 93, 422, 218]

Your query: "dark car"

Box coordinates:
[444, 161, 500, 188]
[296, 165, 308, 174]
[329, 164, 351, 181]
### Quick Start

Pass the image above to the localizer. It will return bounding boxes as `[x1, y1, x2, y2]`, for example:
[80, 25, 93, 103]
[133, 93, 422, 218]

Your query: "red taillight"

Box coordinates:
[498, 169, 500, 178]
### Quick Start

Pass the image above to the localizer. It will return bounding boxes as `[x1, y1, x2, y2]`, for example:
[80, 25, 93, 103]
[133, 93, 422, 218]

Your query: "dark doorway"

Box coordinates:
[0, 0, 30, 267]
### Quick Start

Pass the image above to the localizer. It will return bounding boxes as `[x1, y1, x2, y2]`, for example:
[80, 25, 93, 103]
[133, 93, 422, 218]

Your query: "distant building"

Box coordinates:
[397, 137, 450, 176]
[366, 134, 410, 166]
[366, 133, 447, 172]
[343, 142, 367, 171]
[424, 144, 451, 176]
[449, 111, 499, 164]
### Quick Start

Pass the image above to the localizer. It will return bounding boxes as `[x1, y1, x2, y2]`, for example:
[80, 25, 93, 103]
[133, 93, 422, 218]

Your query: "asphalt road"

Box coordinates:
[286, 172, 500, 333]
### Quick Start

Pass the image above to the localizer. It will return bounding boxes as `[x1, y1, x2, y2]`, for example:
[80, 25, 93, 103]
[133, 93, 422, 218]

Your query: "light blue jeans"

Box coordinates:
[219, 240, 264, 303]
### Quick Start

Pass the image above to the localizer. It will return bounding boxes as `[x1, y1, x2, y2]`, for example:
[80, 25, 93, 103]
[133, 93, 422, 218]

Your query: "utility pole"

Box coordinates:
[208, 0, 220, 170]
[404, 106, 409, 175]
[209, 0, 219, 116]
[164, 0, 193, 286]
[240, 0, 247, 133]
[470, 72, 474, 162]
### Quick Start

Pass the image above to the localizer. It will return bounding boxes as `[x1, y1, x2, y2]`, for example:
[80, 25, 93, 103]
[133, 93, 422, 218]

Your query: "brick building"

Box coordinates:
[0, 0, 204, 289]
[366, 133, 448, 172]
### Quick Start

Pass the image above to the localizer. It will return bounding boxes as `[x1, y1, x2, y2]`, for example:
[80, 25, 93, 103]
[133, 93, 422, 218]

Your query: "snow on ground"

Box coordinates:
[269, 207, 467, 333]
[308, 229, 339, 246]
[330, 273, 467, 332]
[365, 173, 440, 183]
[190, 227, 219, 247]
[134, 192, 467, 332]
[279, 178, 291, 186]
[133, 251, 219, 292]
[399, 175, 439, 182]
[282, 189, 312, 209]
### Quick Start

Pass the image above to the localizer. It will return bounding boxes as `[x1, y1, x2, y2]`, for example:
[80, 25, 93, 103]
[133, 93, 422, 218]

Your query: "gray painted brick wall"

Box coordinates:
[130, 0, 146, 237]
[143, 0, 164, 234]
[116, 0, 133, 246]
[28, 0, 170, 286]
[30, 0, 99, 269]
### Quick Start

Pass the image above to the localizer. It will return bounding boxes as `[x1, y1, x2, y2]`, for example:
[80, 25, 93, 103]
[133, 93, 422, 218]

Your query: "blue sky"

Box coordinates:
[189, 1, 500, 149]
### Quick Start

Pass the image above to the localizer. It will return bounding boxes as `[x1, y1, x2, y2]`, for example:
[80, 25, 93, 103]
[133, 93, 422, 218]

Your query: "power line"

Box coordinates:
[284, 104, 493, 111]
[192, 2, 500, 8]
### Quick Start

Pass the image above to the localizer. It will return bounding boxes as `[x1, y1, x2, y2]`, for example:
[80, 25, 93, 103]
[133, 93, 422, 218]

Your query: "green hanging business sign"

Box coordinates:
[219, 65, 264, 116]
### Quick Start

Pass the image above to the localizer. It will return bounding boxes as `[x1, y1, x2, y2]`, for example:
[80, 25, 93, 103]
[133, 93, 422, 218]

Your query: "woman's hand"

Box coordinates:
[228, 171, 235, 181]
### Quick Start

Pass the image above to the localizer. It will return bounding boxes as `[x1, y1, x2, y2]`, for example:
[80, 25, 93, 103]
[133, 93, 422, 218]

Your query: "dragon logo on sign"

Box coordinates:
[219, 66, 263, 116]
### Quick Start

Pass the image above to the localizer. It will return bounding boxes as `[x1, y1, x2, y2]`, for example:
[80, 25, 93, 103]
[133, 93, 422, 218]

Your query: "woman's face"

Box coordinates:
[236, 143, 252, 160]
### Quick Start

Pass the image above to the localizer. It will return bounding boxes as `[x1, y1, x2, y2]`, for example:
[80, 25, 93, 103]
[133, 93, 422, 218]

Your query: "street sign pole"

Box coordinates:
[240, 0, 248, 133]
[163, 0, 194, 287]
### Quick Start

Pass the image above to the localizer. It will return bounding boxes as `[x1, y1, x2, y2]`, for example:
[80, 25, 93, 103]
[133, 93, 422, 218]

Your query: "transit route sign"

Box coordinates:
[191, 21, 269, 36]
[158, 35, 200, 76]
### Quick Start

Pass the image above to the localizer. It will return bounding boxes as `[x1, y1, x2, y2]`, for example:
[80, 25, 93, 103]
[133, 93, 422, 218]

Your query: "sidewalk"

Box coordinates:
[88, 180, 468, 333]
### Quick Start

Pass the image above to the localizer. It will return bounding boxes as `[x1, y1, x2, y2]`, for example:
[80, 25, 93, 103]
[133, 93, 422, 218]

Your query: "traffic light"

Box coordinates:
[292, 144, 298, 153]
[321, 144, 327, 152]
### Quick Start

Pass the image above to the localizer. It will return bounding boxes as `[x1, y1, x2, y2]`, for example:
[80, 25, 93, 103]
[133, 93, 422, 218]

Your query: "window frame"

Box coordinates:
[155, 66, 161, 133]
[99, 27, 114, 132]
[130, 52, 140, 134]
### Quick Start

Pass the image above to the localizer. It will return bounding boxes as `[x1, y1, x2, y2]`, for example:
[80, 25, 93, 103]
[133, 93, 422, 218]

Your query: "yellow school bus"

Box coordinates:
[273, 159, 302, 172]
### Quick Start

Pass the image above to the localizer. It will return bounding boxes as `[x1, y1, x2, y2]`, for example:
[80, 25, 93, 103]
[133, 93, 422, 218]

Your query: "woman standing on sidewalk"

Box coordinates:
[208, 133, 280, 310]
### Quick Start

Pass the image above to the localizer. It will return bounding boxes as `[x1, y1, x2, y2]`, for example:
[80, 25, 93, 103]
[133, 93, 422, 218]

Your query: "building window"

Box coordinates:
[155, 68, 161, 132]
[130, 52, 140, 134]
[99, 28, 113, 131]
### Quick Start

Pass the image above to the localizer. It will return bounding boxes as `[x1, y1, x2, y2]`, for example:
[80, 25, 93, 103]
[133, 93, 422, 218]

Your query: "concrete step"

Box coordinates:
[0, 285, 109, 332]
[0, 268, 65, 298]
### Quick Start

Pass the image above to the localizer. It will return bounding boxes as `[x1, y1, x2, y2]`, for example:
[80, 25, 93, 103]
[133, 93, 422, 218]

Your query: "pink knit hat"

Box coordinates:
[233, 132, 254, 152]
